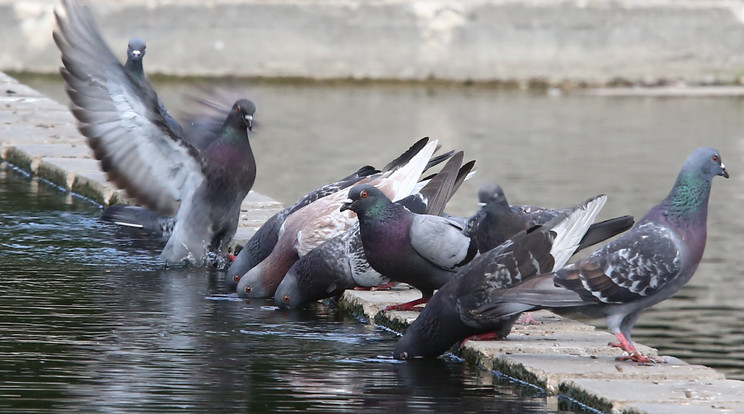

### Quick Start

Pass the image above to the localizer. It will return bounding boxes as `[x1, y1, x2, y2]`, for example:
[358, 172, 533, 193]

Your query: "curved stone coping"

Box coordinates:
[339, 288, 744, 414]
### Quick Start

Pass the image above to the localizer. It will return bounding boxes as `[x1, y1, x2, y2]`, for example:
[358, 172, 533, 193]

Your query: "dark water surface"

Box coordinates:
[0, 167, 559, 412]
[6, 74, 744, 396]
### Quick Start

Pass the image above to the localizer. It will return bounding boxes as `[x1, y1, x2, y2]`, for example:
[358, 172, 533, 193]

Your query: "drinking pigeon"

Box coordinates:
[422, 147, 728, 363]
[54, 0, 257, 267]
[394, 194, 609, 359]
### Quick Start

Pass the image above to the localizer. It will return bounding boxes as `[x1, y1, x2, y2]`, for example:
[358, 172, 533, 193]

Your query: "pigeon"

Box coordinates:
[415, 148, 728, 363]
[54, 0, 257, 267]
[275, 152, 475, 309]
[341, 179, 479, 311]
[394, 194, 609, 359]
[470, 183, 634, 254]
[123, 37, 183, 136]
[226, 165, 380, 290]
[236, 138, 441, 299]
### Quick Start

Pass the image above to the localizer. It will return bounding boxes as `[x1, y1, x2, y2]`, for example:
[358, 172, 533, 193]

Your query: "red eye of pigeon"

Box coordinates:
[712, 155, 719, 163]
[360, 190, 368, 199]
[233, 275, 241, 282]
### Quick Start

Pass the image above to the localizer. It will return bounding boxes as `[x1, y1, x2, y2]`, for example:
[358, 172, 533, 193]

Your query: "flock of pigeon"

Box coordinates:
[53, 0, 728, 363]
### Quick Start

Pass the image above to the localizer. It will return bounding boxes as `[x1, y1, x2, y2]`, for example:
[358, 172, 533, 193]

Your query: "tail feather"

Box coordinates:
[100, 205, 174, 238]
[548, 194, 607, 269]
[577, 215, 634, 252]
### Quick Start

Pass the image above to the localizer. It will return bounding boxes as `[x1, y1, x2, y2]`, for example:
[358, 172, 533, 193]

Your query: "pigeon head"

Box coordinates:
[477, 183, 508, 208]
[340, 184, 391, 218]
[687, 147, 728, 179]
[231, 99, 256, 132]
[273, 270, 303, 309]
[235, 267, 272, 298]
[662, 147, 728, 219]
[127, 37, 146, 61]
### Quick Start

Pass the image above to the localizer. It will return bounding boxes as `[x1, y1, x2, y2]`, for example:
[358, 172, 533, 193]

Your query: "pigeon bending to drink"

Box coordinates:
[400, 148, 728, 362]
[469, 183, 634, 254]
[341, 180, 479, 311]
[54, 0, 257, 267]
[395, 193, 609, 359]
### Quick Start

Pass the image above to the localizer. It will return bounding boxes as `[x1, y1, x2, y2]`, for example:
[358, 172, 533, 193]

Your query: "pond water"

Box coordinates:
[0, 166, 561, 413]
[4, 75, 744, 409]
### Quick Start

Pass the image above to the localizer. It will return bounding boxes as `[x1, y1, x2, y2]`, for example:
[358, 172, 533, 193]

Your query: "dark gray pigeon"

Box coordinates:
[54, 0, 257, 267]
[275, 153, 475, 309]
[428, 147, 728, 363]
[394, 194, 609, 359]
[341, 180, 479, 311]
[469, 183, 634, 254]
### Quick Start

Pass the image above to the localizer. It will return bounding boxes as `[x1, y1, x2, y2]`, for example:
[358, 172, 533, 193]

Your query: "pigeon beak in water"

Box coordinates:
[245, 115, 253, 131]
[340, 199, 353, 212]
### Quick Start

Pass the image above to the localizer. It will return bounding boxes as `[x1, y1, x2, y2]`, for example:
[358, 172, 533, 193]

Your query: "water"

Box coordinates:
[6, 74, 744, 392]
[0, 167, 564, 412]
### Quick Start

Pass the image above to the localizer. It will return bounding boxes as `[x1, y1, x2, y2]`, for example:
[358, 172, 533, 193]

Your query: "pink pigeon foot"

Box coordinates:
[610, 332, 665, 363]
[384, 297, 429, 312]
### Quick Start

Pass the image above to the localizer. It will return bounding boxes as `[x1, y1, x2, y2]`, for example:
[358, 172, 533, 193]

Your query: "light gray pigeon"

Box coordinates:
[449, 147, 729, 363]
[54, 0, 257, 267]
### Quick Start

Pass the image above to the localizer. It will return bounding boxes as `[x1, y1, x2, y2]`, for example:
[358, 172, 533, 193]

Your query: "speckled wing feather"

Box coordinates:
[555, 222, 682, 304]
[54, 0, 203, 216]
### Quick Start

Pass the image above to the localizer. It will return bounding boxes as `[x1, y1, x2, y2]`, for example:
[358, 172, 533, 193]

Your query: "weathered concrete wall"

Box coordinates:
[3, 0, 744, 85]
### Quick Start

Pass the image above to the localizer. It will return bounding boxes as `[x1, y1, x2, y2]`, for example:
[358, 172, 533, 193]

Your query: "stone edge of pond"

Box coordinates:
[5, 70, 744, 414]
[0, 71, 282, 244]
[338, 289, 744, 414]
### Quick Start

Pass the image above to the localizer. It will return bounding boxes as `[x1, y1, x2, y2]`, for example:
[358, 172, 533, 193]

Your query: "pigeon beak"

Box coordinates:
[477, 202, 486, 208]
[340, 200, 353, 212]
[245, 115, 253, 131]
[132, 50, 142, 57]
[720, 163, 729, 178]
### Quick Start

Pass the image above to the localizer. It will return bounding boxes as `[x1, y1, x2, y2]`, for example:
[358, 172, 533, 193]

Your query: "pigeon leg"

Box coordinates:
[384, 297, 429, 311]
[610, 332, 664, 363]
[460, 332, 506, 347]
[516, 312, 541, 326]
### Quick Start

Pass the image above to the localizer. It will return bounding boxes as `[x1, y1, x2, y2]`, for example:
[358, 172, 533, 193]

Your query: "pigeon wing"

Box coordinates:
[555, 222, 682, 304]
[54, 0, 204, 215]
[409, 215, 473, 270]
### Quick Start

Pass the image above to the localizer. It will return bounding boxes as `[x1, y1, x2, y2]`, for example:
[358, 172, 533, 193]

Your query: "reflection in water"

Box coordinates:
[7, 75, 744, 386]
[0, 167, 554, 412]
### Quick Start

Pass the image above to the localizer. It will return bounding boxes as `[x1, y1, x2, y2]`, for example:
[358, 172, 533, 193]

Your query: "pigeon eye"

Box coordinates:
[360, 190, 368, 199]
[712, 155, 719, 163]
[245, 286, 251, 294]
[233, 275, 241, 282]
[283, 295, 290, 303]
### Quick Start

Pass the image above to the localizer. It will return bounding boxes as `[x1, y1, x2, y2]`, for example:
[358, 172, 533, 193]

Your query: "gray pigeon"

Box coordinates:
[54, 0, 257, 267]
[431, 147, 728, 363]
[394, 193, 609, 359]
[469, 183, 634, 254]
[341, 180, 478, 311]
[275, 152, 475, 309]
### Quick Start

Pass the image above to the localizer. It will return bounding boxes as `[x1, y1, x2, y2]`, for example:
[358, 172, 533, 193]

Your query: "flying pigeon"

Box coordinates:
[274, 152, 475, 309]
[54, 0, 257, 267]
[470, 183, 634, 254]
[408, 148, 729, 362]
[236, 138, 442, 299]
[340, 177, 480, 311]
[394, 194, 609, 359]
